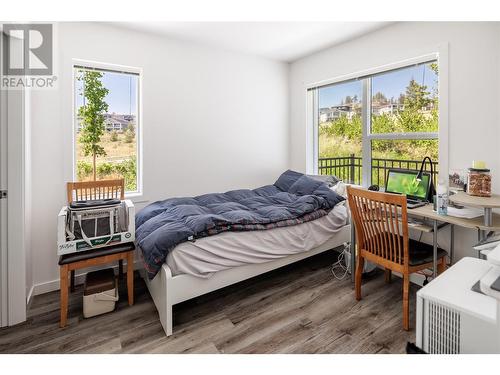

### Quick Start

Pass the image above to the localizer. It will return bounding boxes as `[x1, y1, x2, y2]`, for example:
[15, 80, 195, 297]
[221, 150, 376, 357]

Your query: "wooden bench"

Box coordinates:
[59, 242, 135, 327]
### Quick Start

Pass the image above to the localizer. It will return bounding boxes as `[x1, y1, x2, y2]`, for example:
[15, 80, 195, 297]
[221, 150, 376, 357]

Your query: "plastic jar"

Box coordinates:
[467, 168, 491, 197]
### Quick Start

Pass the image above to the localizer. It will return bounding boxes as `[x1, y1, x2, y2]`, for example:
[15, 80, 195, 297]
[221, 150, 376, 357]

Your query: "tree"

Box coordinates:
[124, 123, 135, 143]
[403, 79, 430, 111]
[77, 70, 109, 181]
[429, 62, 438, 75]
[319, 64, 439, 162]
[372, 91, 388, 104]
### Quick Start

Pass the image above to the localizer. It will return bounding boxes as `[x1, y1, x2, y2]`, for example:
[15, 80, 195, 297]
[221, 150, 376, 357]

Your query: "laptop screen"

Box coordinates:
[385, 169, 431, 200]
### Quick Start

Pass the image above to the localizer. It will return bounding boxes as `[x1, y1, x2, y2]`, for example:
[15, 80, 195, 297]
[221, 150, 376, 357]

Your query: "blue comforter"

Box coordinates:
[136, 170, 344, 278]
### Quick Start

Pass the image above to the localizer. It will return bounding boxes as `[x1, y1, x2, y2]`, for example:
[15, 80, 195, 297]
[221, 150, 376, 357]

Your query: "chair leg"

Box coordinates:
[355, 256, 364, 301]
[403, 273, 410, 331]
[60, 265, 69, 328]
[126, 252, 134, 306]
[384, 268, 392, 283]
[437, 257, 446, 275]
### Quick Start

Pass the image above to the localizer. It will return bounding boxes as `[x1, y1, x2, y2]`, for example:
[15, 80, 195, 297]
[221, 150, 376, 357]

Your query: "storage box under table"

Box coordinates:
[83, 268, 119, 318]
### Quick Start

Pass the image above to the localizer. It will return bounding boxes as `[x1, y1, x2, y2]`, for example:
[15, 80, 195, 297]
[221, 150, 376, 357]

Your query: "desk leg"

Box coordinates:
[480, 208, 493, 260]
[449, 224, 454, 266]
[126, 252, 134, 306]
[484, 207, 493, 228]
[60, 265, 69, 328]
[476, 229, 482, 258]
[350, 224, 356, 283]
[433, 220, 438, 279]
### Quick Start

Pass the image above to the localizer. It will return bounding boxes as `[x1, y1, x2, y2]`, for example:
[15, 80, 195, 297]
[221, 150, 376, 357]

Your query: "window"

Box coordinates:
[311, 58, 438, 188]
[317, 80, 363, 184]
[73, 63, 141, 195]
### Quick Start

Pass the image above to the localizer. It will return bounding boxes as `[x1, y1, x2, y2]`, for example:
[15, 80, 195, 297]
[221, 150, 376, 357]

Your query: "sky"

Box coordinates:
[75, 70, 138, 115]
[319, 63, 438, 108]
[75, 63, 435, 114]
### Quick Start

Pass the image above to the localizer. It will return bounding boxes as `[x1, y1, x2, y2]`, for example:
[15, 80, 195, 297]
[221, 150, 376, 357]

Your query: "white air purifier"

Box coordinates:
[416, 257, 500, 354]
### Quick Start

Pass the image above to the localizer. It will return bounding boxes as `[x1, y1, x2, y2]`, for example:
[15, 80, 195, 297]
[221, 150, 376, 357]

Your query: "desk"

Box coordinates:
[449, 191, 500, 232]
[408, 204, 500, 277]
[350, 194, 500, 282]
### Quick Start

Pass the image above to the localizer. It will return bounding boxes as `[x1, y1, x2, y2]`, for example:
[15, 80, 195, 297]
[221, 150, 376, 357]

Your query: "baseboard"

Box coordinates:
[32, 259, 143, 297]
[26, 284, 35, 308]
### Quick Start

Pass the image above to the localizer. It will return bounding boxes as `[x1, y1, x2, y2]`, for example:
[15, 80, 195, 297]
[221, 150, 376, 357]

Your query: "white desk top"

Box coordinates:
[449, 191, 500, 209]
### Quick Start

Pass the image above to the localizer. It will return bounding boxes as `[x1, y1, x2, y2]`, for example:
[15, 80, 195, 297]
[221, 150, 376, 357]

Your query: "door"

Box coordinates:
[0, 25, 28, 327]
[0, 86, 27, 327]
[0, 73, 7, 327]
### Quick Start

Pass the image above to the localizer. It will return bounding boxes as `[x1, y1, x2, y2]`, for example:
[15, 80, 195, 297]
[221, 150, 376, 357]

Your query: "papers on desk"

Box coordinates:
[474, 233, 500, 251]
[447, 206, 484, 219]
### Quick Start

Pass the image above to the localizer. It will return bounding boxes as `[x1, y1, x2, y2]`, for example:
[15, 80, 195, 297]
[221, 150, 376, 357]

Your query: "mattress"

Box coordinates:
[165, 203, 348, 278]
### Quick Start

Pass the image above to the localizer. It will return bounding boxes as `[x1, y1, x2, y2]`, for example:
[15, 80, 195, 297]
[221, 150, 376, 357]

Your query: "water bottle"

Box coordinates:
[437, 179, 448, 216]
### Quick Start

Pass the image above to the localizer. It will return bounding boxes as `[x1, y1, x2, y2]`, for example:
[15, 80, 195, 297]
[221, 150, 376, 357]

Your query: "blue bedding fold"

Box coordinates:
[136, 170, 344, 279]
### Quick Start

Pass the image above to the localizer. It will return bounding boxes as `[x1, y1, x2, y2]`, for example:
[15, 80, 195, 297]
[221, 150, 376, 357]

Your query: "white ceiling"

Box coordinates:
[111, 22, 391, 62]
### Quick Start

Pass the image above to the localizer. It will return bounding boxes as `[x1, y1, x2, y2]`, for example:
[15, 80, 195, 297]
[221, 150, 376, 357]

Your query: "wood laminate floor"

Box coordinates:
[0, 250, 416, 354]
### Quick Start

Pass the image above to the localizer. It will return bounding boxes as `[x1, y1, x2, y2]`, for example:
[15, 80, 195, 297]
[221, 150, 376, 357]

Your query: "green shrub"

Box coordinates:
[124, 129, 135, 143]
[110, 130, 118, 142]
[319, 105, 439, 161]
[76, 160, 93, 180]
[96, 162, 114, 179]
[114, 157, 137, 191]
[78, 157, 137, 192]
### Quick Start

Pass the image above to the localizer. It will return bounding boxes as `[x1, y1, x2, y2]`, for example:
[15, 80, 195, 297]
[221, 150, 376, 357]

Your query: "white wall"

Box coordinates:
[289, 22, 500, 261]
[29, 22, 289, 293]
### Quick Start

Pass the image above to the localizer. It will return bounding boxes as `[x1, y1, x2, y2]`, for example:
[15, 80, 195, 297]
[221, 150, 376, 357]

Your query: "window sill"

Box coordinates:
[125, 192, 149, 205]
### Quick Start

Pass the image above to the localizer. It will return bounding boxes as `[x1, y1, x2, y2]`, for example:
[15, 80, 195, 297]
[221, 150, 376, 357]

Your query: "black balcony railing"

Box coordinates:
[318, 154, 438, 187]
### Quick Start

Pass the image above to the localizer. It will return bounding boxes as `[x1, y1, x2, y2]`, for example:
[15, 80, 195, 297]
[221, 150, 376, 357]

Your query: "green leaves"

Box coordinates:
[76, 157, 137, 191]
[319, 76, 439, 162]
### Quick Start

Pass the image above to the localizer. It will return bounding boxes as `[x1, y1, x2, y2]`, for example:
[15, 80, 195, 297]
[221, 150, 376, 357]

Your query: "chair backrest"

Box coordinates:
[347, 186, 409, 267]
[66, 179, 125, 204]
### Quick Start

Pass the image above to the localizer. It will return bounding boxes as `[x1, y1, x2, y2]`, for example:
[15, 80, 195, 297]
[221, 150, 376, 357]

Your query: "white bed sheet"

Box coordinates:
[165, 203, 348, 278]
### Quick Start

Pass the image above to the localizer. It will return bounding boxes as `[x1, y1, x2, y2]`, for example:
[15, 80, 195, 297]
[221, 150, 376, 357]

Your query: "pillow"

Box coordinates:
[330, 181, 347, 198]
[288, 175, 323, 196]
[274, 170, 304, 191]
[306, 174, 340, 187]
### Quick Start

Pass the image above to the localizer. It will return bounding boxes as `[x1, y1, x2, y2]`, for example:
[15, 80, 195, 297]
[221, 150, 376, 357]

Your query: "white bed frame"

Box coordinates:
[142, 224, 351, 336]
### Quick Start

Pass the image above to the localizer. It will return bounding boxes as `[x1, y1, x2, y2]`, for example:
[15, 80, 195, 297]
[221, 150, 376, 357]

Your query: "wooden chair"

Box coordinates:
[347, 186, 447, 331]
[67, 178, 125, 203]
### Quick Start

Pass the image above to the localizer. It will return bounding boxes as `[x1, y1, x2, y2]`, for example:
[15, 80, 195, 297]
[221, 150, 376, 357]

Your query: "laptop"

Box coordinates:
[384, 169, 431, 209]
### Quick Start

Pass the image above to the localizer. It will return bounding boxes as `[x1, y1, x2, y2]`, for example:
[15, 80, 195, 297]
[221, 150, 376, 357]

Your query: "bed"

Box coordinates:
[137, 171, 350, 336]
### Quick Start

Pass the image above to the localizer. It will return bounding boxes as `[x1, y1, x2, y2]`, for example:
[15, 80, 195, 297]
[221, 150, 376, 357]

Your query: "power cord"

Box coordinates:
[331, 242, 350, 280]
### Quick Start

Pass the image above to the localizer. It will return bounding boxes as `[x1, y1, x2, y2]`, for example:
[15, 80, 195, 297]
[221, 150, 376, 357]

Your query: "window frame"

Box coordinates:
[71, 59, 143, 198]
[308, 51, 448, 187]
